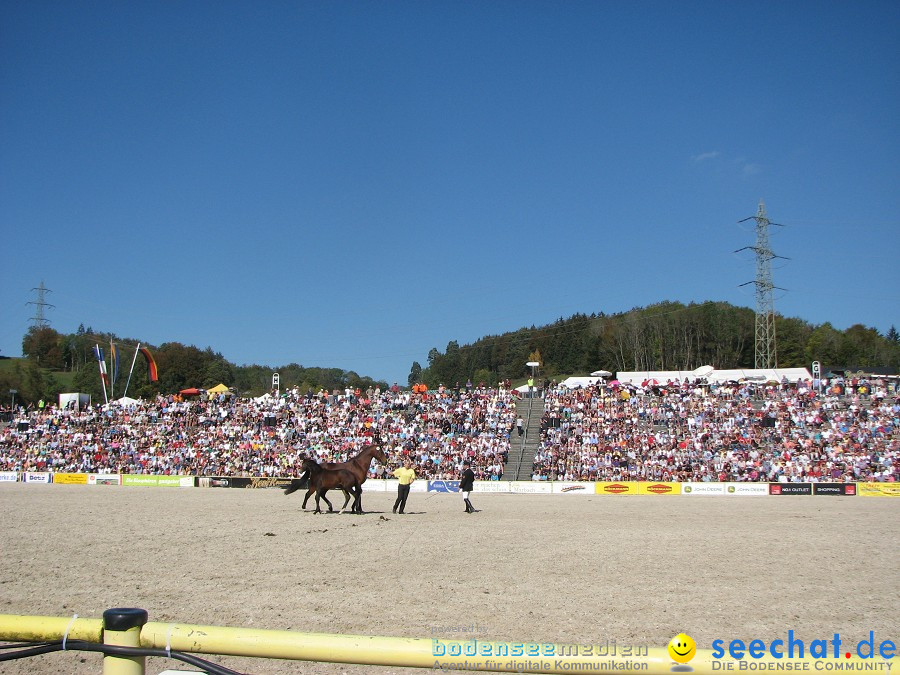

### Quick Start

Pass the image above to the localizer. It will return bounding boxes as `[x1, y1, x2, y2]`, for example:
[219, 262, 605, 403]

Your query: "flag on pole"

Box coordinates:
[139, 346, 158, 382]
[93, 345, 108, 383]
[110, 341, 119, 384]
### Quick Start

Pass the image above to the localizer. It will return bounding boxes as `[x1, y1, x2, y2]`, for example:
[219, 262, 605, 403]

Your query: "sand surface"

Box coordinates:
[0, 484, 897, 674]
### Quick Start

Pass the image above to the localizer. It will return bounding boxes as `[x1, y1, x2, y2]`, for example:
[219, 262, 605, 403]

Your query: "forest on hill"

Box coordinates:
[412, 301, 899, 388]
[4, 300, 898, 408]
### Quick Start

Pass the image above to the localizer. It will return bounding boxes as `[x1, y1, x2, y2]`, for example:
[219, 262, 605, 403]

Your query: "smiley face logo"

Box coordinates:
[668, 633, 696, 664]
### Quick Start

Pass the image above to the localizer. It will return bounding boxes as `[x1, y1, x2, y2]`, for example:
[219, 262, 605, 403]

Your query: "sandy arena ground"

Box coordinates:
[0, 484, 897, 674]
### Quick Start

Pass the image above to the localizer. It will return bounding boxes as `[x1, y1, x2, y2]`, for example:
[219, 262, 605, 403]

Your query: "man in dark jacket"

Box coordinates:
[460, 460, 476, 513]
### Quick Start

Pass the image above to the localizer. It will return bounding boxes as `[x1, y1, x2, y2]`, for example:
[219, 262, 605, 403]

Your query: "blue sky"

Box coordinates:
[2, 1, 898, 384]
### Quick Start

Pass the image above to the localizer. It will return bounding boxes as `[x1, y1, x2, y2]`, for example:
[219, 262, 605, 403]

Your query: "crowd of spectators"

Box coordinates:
[532, 377, 898, 483]
[1, 377, 897, 484]
[0, 384, 515, 480]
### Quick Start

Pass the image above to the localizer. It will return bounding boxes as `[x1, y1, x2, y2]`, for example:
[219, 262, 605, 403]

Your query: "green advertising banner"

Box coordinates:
[121, 475, 191, 488]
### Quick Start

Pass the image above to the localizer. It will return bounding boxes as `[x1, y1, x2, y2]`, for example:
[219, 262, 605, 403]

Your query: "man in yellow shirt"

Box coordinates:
[392, 460, 416, 514]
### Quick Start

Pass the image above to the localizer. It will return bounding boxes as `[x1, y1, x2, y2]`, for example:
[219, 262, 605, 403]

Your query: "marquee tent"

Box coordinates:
[614, 367, 812, 386]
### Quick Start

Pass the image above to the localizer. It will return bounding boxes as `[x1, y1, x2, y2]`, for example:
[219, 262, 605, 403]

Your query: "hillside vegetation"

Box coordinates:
[5, 301, 898, 408]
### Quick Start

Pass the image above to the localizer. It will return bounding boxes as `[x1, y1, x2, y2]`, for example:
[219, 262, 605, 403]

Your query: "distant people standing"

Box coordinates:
[460, 460, 476, 514]
[392, 460, 416, 514]
[517, 416, 524, 436]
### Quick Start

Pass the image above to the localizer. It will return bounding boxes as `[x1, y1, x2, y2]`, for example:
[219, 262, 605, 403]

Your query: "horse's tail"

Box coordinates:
[284, 473, 309, 495]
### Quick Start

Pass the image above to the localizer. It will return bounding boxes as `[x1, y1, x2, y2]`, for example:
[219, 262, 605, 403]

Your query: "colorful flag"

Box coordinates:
[110, 341, 119, 384]
[139, 346, 158, 382]
[94, 345, 108, 383]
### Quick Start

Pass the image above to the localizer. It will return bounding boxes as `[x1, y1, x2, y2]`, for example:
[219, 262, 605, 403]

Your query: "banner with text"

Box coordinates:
[857, 482, 900, 497]
[595, 482, 639, 495]
[121, 475, 193, 488]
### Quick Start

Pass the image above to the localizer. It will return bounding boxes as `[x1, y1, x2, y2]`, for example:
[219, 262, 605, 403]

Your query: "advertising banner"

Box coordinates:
[472, 481, 510, 493]
[813, 483, 857, 496]
[88, 474, 121, 486]
[362, 480, 387, 492]
[682, 482, 725, 495]
[769, 483, 812, 495]
[724, 483, 769, 495]
[121, 475, 193, 488]
[509, 481, 552, 494]
[223, 476, 294, 489]
[0, 472, 18, 483]
[595, 481, 639, 495]
[637, 482, 682, 495]
[857, 482, 900, 497]
[23, 472, 51, 484]
[428, 480, 460, 493]
[551, 482, 595, 495]
[197, 477, 233, 488]
[52, 473, 88, 485]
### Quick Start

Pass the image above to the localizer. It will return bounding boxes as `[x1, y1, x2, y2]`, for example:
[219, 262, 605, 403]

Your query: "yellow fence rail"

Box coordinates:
[0, 609, 888, 674]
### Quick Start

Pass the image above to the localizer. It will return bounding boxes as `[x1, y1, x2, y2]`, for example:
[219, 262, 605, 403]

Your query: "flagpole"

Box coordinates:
[122, 343, 141, 399]
[109, 339, 115, 400]
[95, 344, 109, 405]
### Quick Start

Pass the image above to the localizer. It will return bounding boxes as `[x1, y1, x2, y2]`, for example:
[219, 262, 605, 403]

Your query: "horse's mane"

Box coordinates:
[301, 459, 322, 474]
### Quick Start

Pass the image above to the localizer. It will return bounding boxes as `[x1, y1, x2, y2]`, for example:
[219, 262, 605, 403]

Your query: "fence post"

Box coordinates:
[103, 608, 148, 675]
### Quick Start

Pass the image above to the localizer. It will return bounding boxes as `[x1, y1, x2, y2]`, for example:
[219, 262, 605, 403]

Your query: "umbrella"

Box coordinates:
[591, 370, 612, 377]
[693, 365, 714, 378]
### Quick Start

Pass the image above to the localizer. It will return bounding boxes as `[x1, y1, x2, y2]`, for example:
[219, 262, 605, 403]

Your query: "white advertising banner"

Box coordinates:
[362, 480, 387, 492]
[24, 472, 51, 484]
[472, 481, 511, 493]
[682, 482, 726, 496]
[725, 482, 769, 496]
[0, 472, 18, 483]
[88, 474, 121, 486]
[551, 482, 595, 495]
[508, 481, 552, 494]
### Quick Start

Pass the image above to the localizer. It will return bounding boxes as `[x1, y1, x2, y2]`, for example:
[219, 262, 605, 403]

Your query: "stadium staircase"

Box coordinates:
[504, 392, 544, 481]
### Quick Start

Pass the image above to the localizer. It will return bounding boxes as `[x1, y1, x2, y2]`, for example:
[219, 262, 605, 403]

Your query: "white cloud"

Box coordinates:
[742, 163, 762, 176]
[692, 151, 720, 162]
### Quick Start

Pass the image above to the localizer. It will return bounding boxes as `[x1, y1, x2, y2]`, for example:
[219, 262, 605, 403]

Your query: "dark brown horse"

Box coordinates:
[286, 458, 361, 514]
[287, 443, 387, 514]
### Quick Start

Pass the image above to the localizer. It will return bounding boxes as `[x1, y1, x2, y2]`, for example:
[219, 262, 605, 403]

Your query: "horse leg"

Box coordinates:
[340, 489, 351, 513]
[303, 488, 315, 510]
[313, 491, 322, 514]
[320, 490, 334, 513]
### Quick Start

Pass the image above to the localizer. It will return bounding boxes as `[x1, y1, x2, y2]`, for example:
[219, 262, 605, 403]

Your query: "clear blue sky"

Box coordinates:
[2, 1, 898, 384]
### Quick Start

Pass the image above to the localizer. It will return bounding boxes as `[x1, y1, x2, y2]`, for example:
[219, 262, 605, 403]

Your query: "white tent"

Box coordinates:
[558, 376, 604, 389]
[615, 367, 812, 385]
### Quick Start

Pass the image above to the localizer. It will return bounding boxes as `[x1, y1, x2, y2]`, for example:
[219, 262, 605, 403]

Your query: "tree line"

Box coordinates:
[411, 301, 900, 388]
[4, 301, 898, 409]
[6, 324, 387, 408]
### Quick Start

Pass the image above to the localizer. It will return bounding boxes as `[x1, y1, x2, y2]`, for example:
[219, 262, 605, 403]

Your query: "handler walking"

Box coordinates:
[460, 460, 476, 513]
[392, 459, 416, 514]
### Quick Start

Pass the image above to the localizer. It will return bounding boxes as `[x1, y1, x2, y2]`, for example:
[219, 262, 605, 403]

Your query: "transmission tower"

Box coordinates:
[27, 281, 55, 328]
[736, 201, 787, 369]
